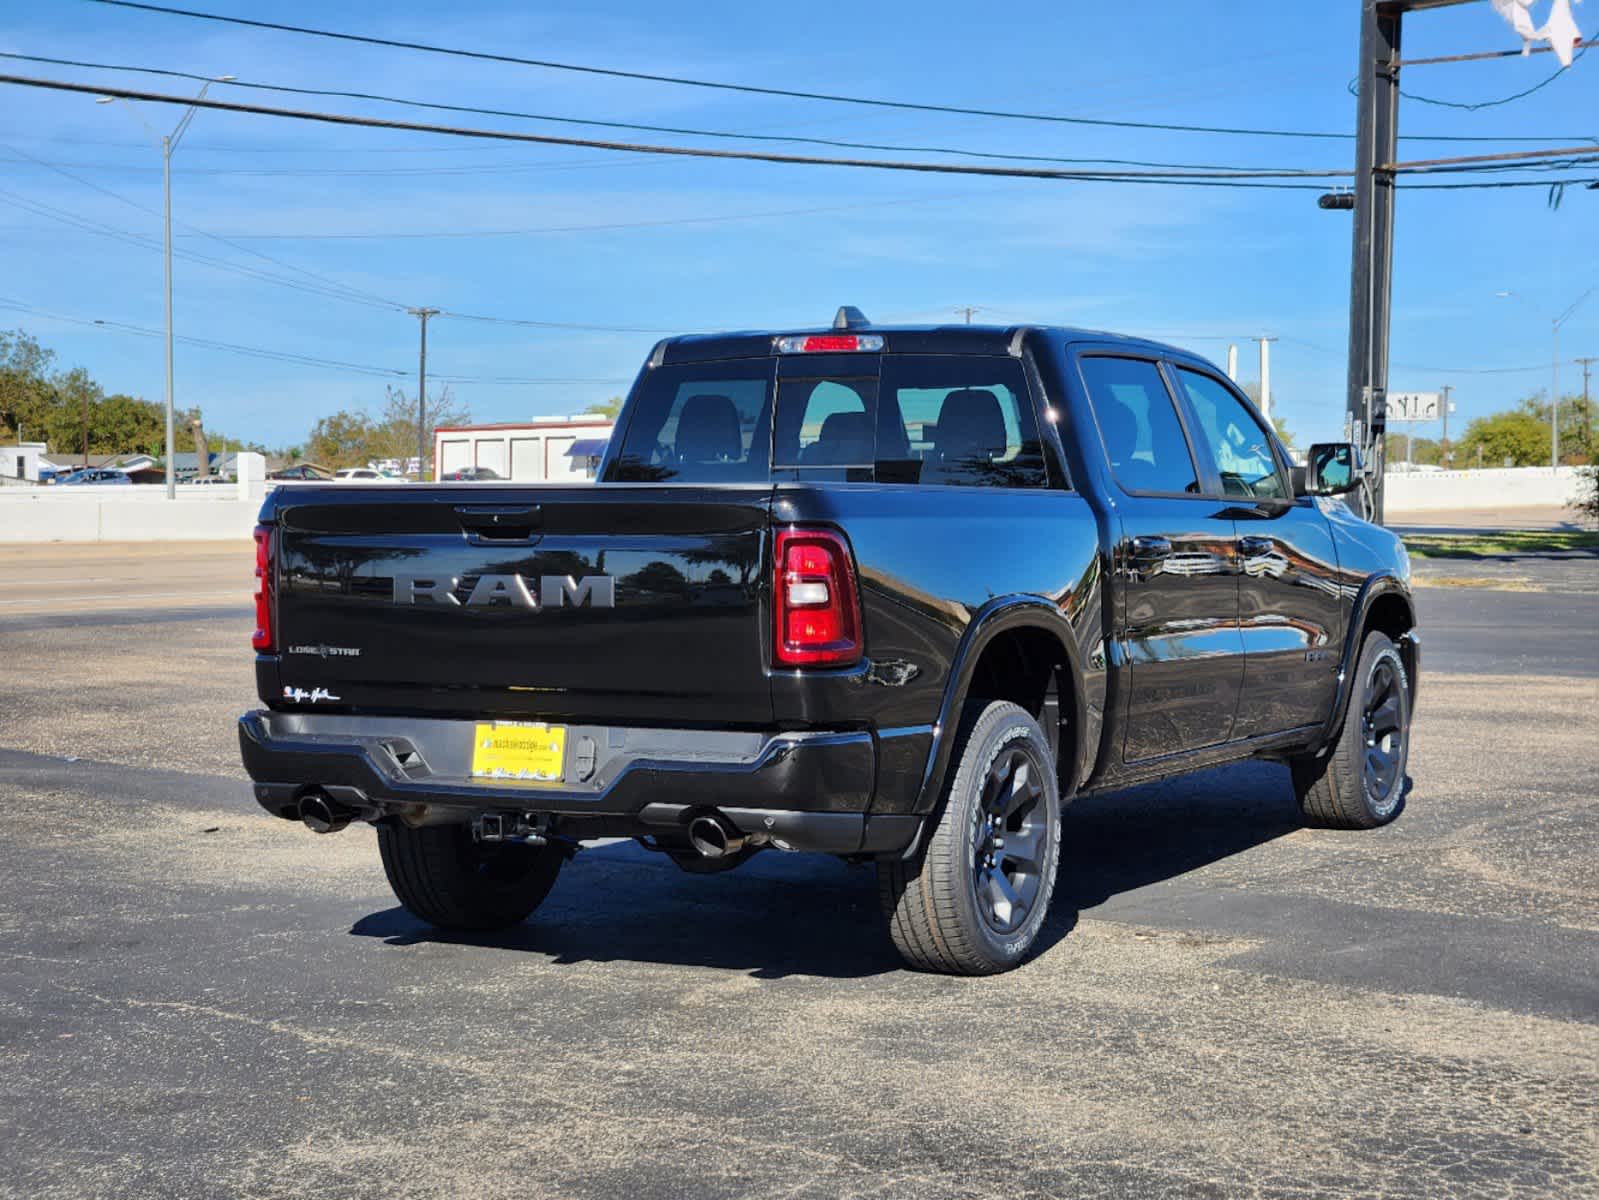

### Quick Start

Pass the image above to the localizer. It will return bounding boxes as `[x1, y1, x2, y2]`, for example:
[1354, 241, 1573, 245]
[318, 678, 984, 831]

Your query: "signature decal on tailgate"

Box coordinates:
[283, 686, 341, 704]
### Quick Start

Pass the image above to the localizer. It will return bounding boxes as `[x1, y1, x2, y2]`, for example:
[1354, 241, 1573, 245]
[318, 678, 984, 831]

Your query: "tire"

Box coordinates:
[1291, 631, 1412, 830]
[878, 700, 1062, 975]
[377, 820, 564, 931]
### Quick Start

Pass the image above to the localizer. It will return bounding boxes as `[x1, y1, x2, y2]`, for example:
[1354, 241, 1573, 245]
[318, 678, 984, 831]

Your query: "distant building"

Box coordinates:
[433, 416, 613, 482]
[1, 442, 48, 483]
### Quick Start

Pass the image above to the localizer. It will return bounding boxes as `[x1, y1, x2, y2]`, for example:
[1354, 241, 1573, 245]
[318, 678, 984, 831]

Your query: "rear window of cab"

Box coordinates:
[606, 354, 1048, 488]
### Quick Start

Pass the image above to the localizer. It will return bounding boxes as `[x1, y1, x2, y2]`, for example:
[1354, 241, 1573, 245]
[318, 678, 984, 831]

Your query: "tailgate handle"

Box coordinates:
[454, 504, 542, 540]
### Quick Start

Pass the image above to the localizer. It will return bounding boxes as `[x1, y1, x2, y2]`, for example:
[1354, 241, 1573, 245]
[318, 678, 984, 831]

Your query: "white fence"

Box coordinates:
[0, 453, 266, 543]
[1382, 466, 1584, 513]
[0, 456, 1586, 542]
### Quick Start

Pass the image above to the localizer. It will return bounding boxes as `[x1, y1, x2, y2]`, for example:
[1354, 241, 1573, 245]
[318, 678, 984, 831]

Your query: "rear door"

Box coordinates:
[1076, 353, 1244, 761]
[1165, 364, 1343, 735]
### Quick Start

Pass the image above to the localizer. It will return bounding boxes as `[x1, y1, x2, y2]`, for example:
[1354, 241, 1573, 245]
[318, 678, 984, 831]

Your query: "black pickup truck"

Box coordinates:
[240, 311, 1419, 974]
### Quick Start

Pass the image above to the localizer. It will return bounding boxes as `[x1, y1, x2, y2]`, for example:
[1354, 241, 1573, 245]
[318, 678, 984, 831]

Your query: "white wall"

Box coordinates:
[0, 453, 267, 543]
[434, 420, 611, 482]
[1383, 466, 1584, 512]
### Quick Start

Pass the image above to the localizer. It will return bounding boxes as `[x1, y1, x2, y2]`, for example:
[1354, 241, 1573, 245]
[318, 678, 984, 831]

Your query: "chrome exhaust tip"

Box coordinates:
[299, 790, 352, 835]
[688, 814, 746, 859]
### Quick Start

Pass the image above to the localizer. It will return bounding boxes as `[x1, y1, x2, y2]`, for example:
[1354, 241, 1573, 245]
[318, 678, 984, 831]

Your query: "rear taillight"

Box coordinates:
[773, 527, 862, 668]
[252, 524, 275, 652]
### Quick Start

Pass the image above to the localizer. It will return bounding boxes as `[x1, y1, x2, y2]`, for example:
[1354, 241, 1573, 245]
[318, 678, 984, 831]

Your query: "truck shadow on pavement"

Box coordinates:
[350, 760, 1315, 979]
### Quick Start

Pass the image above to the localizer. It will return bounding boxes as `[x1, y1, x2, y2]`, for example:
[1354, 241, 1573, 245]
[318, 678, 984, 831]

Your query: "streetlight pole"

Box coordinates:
[162, 132, 174, 496]
[98, 75, 232, 497]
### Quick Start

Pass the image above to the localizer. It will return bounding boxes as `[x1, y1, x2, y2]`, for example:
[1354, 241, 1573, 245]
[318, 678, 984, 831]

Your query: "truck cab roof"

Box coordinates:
[650, 322, 1189, 367]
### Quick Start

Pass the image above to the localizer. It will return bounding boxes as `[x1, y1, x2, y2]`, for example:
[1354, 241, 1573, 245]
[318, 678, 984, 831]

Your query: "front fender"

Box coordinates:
[1318, 572, 1418, 747]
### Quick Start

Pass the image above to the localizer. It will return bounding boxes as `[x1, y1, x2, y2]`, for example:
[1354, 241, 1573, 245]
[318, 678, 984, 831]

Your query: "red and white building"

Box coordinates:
[433, 415, 613, 482]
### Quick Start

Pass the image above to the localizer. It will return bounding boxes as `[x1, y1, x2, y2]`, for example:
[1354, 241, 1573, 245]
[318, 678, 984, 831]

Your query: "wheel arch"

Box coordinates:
[913, 597, 1089, 814]
[1320, 573, 1420, 748]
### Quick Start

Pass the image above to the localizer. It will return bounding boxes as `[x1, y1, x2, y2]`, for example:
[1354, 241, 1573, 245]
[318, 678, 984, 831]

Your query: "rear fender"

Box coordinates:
[912, 597, 1089, 814]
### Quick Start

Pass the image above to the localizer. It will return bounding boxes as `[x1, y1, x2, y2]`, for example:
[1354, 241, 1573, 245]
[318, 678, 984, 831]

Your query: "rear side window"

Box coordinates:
[1170, 367, 1287, 500]
[607, 362, 773, 482]
[1078, 356, 1199, 495]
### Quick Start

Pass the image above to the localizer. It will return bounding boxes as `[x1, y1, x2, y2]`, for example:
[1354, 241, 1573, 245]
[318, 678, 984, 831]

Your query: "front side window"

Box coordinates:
[607, 362, 773, 483]
[1172, 367, 1286, 500]
[1078, 356, 1199, 495]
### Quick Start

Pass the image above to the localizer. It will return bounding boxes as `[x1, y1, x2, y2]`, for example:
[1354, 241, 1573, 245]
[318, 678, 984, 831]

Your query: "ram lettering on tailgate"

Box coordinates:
[391, 573, 616, 610]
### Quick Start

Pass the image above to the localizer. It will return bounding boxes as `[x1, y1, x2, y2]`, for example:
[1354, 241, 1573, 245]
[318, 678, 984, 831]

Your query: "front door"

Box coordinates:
[1165, 364, 1344, 736]
[1076, 354, 1244, 762]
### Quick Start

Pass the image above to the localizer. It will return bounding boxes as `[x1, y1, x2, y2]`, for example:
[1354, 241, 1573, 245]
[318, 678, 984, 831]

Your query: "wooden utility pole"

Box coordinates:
[1346, 0, 1403, 523]
[1345, 0, 1480, 520]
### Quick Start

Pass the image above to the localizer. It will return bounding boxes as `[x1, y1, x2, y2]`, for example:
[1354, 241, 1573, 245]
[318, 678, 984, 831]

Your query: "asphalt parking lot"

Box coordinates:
[1, 541, 1595, 1199]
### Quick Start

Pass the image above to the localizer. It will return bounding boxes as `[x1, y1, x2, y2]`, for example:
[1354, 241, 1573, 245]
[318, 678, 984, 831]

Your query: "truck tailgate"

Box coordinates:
[267, 484, 774, 725]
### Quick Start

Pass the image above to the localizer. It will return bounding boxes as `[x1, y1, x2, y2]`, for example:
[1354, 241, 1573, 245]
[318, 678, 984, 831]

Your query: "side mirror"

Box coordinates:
[1301, 443, 1361, 496]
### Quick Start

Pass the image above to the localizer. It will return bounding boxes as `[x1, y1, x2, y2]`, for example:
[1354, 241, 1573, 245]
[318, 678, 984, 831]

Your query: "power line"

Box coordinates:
[440, 311, 678, 335]
[0, 74, 1371, 185]
[1276, 337, 1553, 375]
[1398, 39, 1593, 111]
[0, 297, 637, 385]
[0, 186, 405, 311]
[0, 139, 405, 310]
[9, 74, 1595, 195]
[0, 189, 709, 335]
[0, 52, 1372, 173]
[82, 0, 1599, 145]
[0, 297, 406, 376]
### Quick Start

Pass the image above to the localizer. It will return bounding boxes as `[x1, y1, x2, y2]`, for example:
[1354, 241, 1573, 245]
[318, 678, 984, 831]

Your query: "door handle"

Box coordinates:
[454, 504, 542, 541]
[1238, 535, 1274, 556]
[1130, 535, 1172, 558]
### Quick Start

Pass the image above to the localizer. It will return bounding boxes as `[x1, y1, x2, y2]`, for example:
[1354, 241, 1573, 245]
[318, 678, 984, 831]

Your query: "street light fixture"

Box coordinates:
[97, 75, 234, 498]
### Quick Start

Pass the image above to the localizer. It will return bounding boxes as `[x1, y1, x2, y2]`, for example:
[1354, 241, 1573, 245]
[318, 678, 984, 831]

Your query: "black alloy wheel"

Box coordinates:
[972, 744, 1049, 935]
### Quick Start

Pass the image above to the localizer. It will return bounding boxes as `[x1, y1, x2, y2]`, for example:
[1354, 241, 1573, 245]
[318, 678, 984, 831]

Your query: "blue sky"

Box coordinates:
[2, 0, 1596, 449]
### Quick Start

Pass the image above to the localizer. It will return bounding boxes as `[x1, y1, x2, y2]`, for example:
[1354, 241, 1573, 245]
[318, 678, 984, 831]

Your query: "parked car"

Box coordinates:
[56, 468, 132, 486]
[334, 467, 404, 482]
[268, 464, 335, 481]
[239, 312, 1419, 974]
[440, 466, 502, 481]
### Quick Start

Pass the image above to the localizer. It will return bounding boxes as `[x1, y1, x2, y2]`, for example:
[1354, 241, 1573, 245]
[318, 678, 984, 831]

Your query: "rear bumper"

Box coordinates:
[238, 710, 921, 855]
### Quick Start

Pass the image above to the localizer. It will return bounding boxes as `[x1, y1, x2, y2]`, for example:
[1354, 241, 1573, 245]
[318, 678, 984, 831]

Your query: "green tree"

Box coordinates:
[0, 329, 56, 442]
[1384, 433, 1442, 466]
[1514, 395, 1594, 464]
[368, 384, 469, 471]
[306, 409, 380, 469]
[1455, 409, 1550, 468]
[582, 396, 624, 420]
[1571, 465, 1598, 526]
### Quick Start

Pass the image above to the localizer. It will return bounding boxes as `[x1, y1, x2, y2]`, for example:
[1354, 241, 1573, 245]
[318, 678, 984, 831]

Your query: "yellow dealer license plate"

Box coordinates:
[470, 722, 567, 783]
